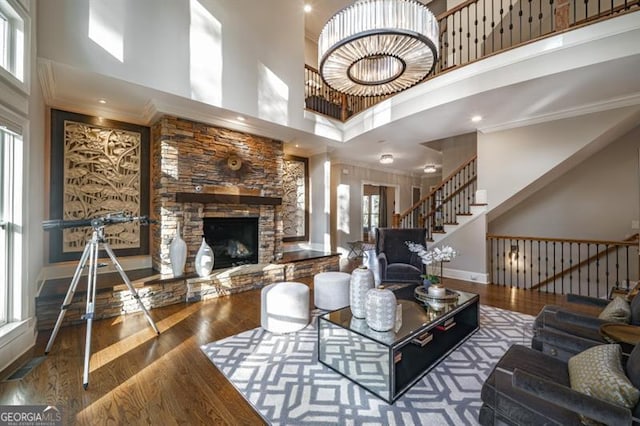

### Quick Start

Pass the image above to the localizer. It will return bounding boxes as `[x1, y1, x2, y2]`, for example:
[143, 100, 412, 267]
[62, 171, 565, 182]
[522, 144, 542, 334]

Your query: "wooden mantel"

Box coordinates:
[175, 192, 282, 206]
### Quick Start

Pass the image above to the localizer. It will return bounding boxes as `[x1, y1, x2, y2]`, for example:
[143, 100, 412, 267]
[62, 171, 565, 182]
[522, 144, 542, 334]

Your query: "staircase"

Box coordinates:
[393, 155, 486, 245]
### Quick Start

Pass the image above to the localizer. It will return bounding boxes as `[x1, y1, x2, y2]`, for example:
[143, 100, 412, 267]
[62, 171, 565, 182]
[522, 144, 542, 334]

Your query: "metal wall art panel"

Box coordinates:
[282, 155, 308, 242]
[48, 109, 150, 262]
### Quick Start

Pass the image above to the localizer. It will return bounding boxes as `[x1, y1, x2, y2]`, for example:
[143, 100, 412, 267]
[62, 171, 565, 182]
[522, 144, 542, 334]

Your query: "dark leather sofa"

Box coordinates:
[532, 293, 640, 360]
[480, 343, 640, 425]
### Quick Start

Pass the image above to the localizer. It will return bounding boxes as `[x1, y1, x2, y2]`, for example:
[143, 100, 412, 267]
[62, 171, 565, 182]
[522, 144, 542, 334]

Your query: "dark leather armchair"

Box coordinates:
[532, 294, 640, 360]
[480, 343, 640, 425]
[375, 228, 427, 283]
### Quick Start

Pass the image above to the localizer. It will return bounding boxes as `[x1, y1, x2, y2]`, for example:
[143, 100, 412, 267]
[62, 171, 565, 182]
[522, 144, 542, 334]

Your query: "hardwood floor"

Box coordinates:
[0, 252, 598, 425]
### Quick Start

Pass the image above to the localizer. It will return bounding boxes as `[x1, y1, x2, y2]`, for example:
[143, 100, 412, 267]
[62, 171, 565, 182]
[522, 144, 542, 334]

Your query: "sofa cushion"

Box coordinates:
[598, 296, 631, 324]
[626, 343, 640, 389]
[568, 344, 640, 410]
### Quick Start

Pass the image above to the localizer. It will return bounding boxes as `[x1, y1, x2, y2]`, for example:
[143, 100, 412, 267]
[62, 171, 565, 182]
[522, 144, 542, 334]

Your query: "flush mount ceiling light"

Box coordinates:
[318, 0, 439, 97]
[424, 164, 437, 173]
[379, 154, 394, 164]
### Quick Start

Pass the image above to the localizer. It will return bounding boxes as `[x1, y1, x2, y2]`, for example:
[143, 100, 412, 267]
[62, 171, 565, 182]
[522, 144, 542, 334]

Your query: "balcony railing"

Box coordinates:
[305, 0, 639, 120]
[487, 234, 639, 297]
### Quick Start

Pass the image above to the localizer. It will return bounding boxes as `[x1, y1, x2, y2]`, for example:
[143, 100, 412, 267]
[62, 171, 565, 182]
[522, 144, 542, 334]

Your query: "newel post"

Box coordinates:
[555, 0, 571, 31]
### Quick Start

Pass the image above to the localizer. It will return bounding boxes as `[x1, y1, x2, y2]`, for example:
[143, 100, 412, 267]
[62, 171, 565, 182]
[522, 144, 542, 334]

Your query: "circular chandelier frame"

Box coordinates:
[318, 0, 439, 97]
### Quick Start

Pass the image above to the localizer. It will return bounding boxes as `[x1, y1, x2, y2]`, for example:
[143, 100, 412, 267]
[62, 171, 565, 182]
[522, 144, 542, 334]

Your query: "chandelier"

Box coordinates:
[318, 0, 439, 97]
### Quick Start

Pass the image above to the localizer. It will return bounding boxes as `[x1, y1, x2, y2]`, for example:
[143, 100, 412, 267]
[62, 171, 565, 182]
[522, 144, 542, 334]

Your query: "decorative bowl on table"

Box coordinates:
[414, 286, 459, 310]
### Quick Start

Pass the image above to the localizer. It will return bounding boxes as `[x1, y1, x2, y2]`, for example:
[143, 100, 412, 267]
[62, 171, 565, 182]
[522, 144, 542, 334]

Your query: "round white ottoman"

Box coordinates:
[261, 281, 310, 333]
[314, 271, 351, 311]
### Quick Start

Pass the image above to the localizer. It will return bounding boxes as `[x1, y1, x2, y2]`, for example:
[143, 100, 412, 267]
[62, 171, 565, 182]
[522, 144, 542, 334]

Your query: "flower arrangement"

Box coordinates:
[405, 241, 458, 284]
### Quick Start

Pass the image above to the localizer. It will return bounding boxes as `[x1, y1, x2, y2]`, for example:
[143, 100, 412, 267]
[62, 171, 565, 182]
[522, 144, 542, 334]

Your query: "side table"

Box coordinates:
[599, 323, 640, 345]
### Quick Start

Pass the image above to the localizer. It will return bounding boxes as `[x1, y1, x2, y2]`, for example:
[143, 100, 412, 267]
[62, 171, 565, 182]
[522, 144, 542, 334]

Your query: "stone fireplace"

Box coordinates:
[151, 115, 285, 275]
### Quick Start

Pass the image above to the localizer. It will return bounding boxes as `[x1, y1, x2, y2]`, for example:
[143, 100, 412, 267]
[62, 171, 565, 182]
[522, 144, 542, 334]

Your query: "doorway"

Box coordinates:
[362, 184, 396, 242]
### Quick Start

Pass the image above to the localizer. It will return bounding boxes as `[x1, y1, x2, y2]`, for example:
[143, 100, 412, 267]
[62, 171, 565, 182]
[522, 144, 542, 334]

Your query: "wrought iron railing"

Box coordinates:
[305, 1, 639, 120]
[393, 156, 479, 241]
[304, 65, 389, 120]
[487, 234, 639, 296]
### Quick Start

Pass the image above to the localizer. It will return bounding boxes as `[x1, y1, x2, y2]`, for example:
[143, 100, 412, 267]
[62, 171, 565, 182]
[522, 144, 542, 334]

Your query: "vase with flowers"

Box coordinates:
[405, 242, 458, 294]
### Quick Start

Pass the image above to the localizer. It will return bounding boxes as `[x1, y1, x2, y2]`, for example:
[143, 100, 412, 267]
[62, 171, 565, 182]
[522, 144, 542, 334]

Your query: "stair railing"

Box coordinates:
[394, 155, 479, 241]
[487, 233, 639, 297]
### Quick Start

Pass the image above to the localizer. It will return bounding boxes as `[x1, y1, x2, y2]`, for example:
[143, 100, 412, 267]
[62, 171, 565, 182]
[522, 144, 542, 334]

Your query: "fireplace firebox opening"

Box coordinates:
[203, 217, 259, 270]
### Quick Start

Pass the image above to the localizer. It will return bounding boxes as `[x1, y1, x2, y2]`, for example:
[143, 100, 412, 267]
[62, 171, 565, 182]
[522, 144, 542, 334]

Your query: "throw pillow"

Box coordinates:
[568, 344, 640, 412]
[626, 281, 640, 301]
[598, 296, 631, 324]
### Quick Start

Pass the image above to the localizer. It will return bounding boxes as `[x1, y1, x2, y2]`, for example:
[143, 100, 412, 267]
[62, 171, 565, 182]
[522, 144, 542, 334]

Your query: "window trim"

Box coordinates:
[0, 0, 29, 94]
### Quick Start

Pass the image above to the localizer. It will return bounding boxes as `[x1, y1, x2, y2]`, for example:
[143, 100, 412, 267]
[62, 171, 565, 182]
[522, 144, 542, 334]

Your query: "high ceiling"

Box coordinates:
[39, 5, 640, 177]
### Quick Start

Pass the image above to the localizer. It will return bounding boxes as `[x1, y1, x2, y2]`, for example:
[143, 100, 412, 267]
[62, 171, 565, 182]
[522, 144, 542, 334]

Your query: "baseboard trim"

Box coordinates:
[443, 267, 489, 284]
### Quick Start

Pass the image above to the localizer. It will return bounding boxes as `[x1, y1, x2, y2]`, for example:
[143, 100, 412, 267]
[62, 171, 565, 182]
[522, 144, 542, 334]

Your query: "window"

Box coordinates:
[0, 12, 8, 70]
[0, 0, 25, 82]
[0, 124, 21, 326]
[362, 194, 380, 239]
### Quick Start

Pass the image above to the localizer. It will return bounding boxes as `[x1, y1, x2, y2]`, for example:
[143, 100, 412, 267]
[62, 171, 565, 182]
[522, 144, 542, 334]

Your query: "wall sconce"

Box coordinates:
[508, 245, 519, 262]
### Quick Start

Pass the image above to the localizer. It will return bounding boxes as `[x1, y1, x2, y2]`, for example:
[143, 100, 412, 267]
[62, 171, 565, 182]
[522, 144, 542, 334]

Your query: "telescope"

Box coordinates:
[42, 213, 156, 230]
[42, 210, 161, 389]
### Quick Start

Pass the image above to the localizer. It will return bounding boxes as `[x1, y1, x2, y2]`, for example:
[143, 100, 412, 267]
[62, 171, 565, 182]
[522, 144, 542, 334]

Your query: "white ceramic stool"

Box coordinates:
[313, 271, 351, 310]
[261, 281, 310, 333]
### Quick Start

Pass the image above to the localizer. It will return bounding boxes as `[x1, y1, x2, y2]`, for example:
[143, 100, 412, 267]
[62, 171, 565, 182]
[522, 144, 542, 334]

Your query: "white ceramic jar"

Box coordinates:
[349, 266, 375, 318]
[365, 288, 397, 332]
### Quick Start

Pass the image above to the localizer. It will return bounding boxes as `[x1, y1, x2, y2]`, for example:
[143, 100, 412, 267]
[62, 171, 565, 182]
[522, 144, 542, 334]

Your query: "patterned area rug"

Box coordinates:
[201, 305, 533, 425]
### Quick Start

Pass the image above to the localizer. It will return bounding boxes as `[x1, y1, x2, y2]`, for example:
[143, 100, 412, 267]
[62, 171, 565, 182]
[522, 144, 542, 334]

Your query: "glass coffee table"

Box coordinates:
[318, 284, 479, 403]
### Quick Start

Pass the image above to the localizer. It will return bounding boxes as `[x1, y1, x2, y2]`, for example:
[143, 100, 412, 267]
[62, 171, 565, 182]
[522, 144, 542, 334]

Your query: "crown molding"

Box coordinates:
[479, 92, 640, 133]
[37, 59, 56, 105]
[142, 99, 161, 125]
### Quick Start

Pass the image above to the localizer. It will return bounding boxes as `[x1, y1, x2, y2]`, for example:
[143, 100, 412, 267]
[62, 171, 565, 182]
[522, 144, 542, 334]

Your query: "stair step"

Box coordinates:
[444, 222, 459, 225]
[432, 230, 447, 234]
[470, 203, 488, 206]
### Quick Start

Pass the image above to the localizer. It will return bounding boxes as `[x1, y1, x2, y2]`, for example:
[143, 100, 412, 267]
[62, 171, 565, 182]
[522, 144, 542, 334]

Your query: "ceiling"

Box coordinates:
[39, 6, 640, 177]
[304, 0, 353, 41]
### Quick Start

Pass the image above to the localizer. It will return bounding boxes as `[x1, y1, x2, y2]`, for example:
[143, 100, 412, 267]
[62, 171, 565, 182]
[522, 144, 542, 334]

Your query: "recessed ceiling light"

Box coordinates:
[379, 154, 394, 164]
[304, 4, 312, 13]
[295, 144, 299, 148]
[471, 115, 482, 123]
[236, 116, 245, 121]
[98, 99, 107, 104]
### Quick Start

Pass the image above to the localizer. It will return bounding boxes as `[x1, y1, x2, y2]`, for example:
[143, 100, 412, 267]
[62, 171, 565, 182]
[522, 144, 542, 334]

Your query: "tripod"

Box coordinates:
[44, 221, 160, 389]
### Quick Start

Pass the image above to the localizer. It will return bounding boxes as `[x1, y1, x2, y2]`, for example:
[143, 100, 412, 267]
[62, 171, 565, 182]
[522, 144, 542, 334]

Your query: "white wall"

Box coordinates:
[439, 213, 489, 283]
[489, 124, 640, 241]
[478, 106, 640, 219]
[308, 152, 330, 251]
[440, 132, 477, 178]
[304, 36, 318, 69]
[331, 162, 421, 255]
[37, 0, 306, 128]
